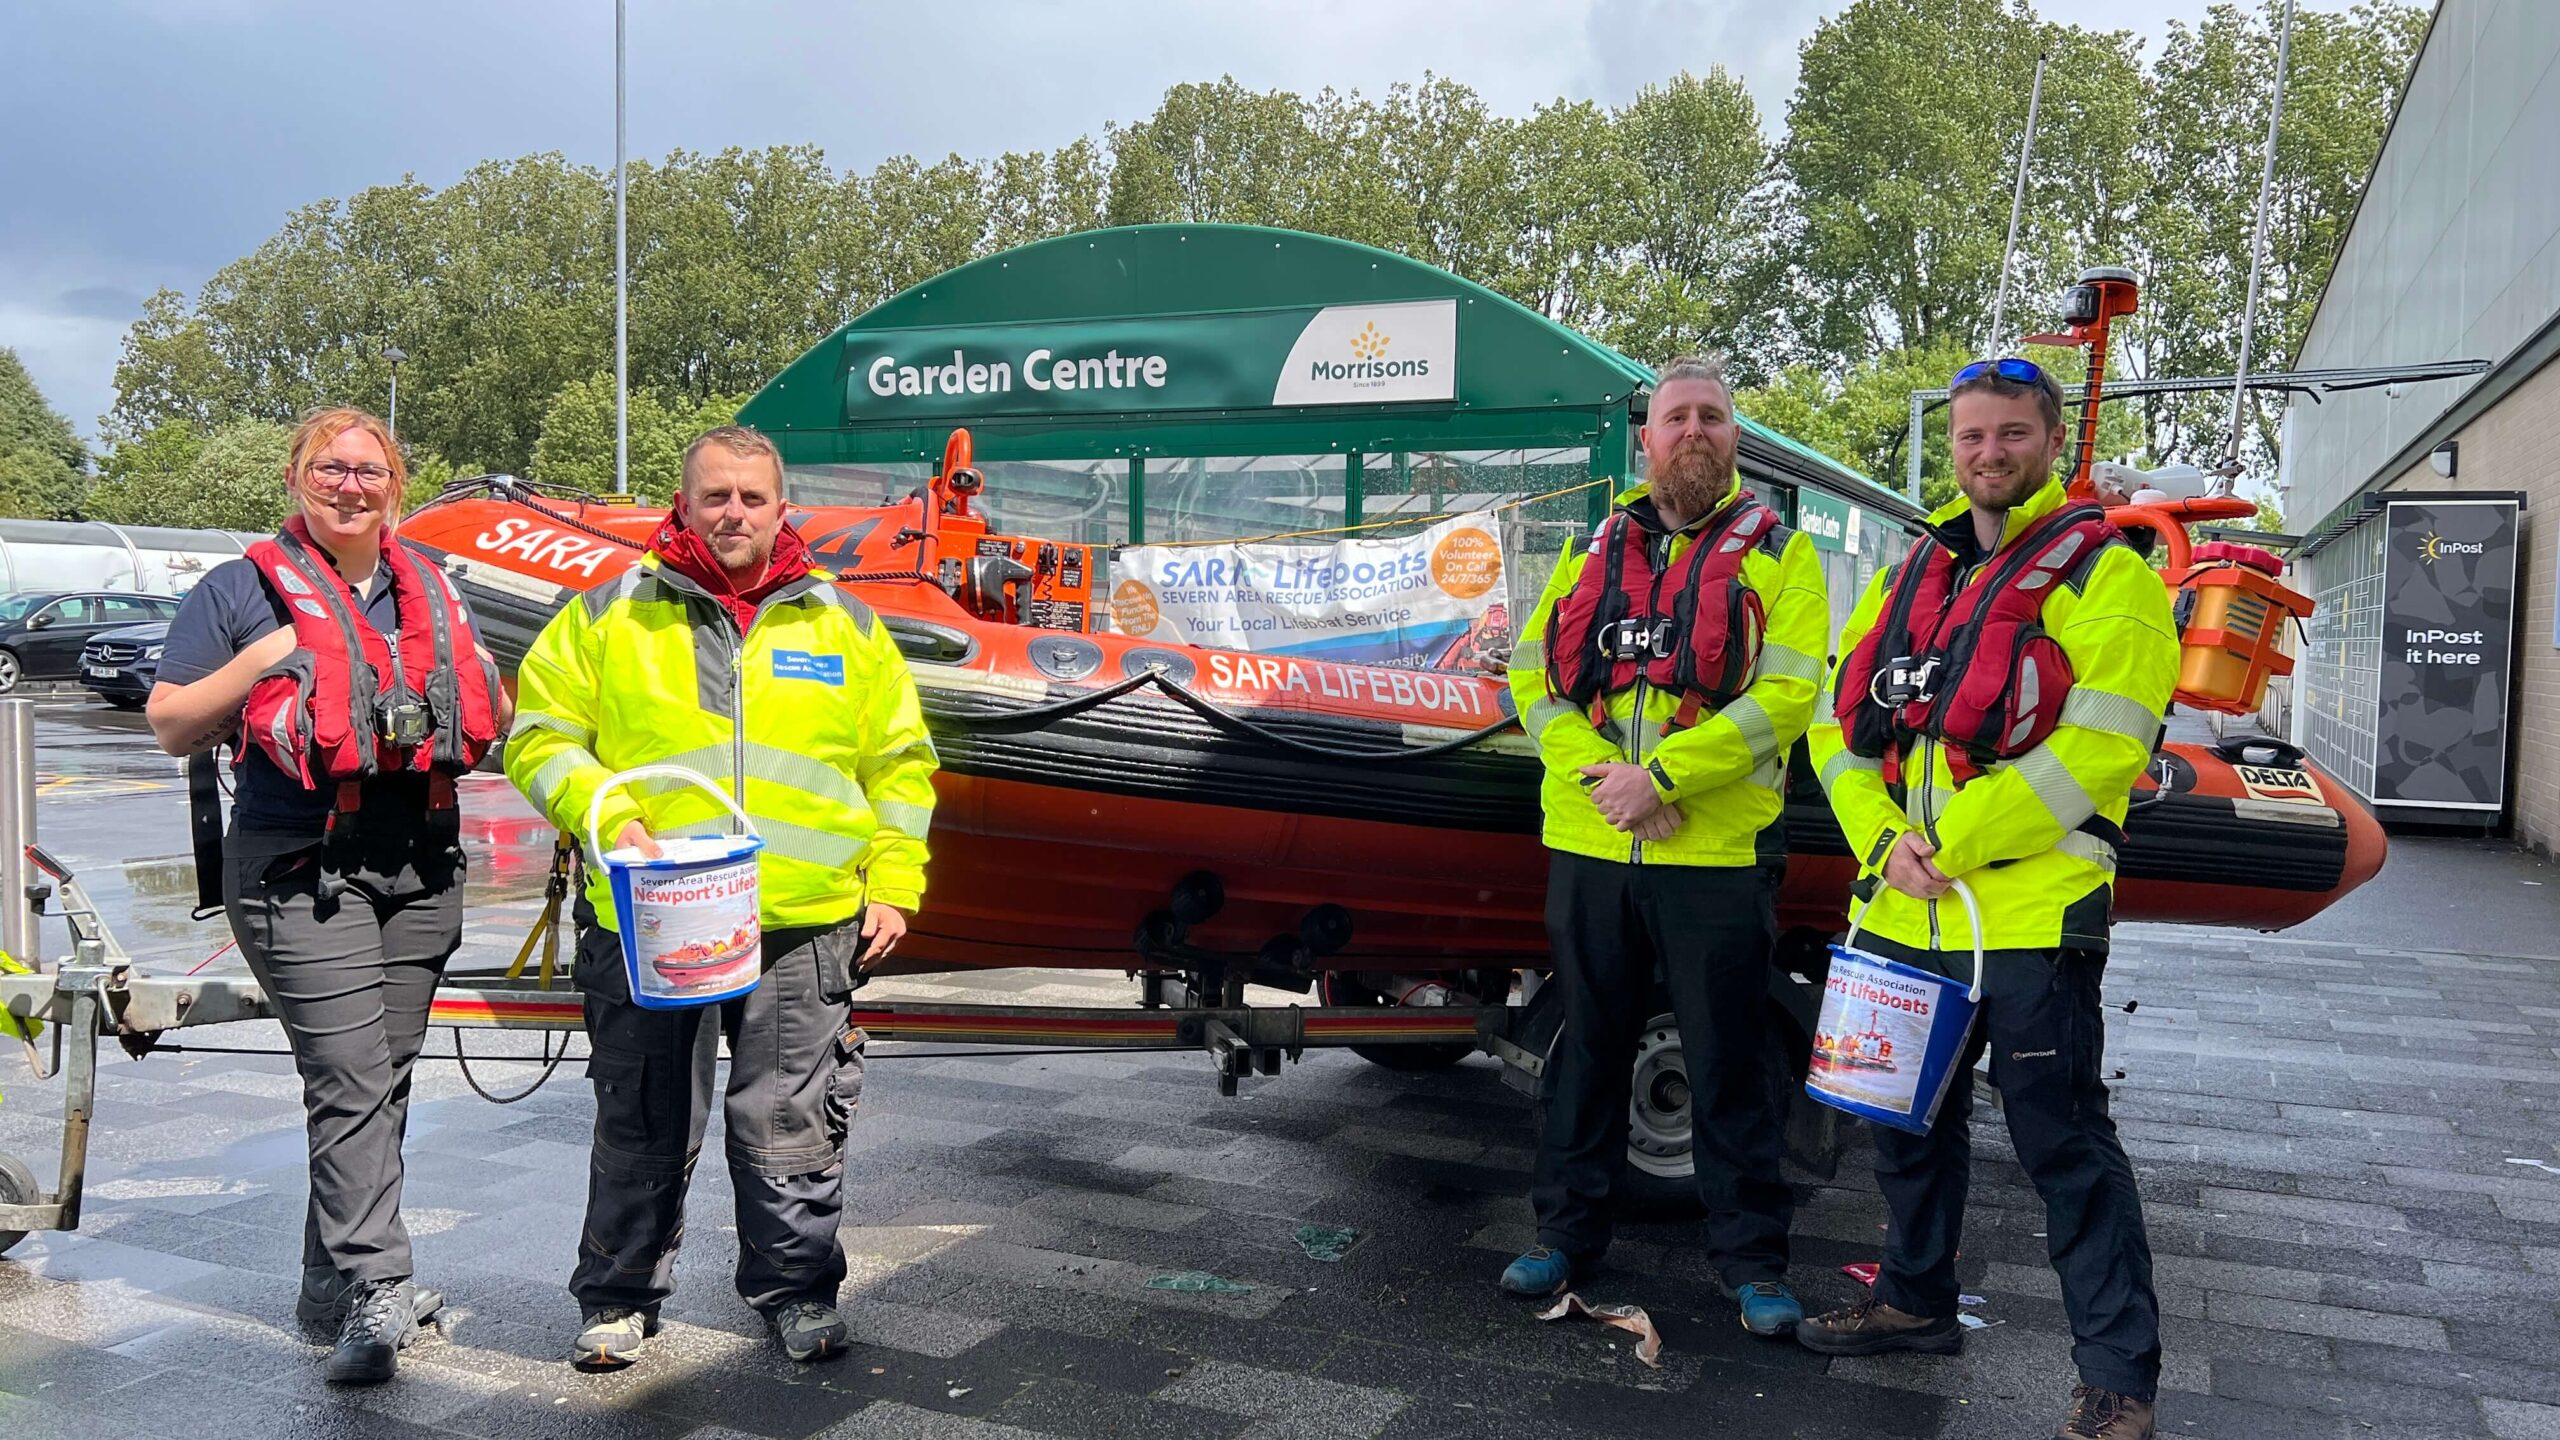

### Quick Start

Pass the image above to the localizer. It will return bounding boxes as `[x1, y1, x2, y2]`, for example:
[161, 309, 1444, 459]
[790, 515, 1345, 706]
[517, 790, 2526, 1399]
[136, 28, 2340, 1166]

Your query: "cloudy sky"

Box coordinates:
[5, 0, 2226, 442]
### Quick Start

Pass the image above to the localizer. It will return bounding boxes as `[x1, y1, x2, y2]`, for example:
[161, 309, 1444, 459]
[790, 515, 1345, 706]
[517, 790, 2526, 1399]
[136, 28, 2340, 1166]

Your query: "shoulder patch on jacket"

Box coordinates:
[795, 580, 878, 632]
[578, 567, 652, 621]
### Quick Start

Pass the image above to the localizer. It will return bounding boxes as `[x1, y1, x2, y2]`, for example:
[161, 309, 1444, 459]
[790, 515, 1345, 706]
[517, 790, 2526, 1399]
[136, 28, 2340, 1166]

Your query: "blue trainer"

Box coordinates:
[1736, 1280, 1804, 1336]
[1499, 1246, 1574, 1297]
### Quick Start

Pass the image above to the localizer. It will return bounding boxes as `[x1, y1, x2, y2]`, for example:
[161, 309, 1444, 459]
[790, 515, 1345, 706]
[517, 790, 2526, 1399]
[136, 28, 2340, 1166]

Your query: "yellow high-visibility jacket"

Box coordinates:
[505, 556, 939, 932]
[1808, 478, 2177, 953]
[1508, 477, 1830, 868]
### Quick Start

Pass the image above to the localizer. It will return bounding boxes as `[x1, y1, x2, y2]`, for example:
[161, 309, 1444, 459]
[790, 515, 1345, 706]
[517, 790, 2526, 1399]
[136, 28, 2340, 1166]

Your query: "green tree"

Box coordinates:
[1103, 77, 1324, 228]
[1587, 70, 1784, 377]
[2127, 0, 2426, 485]
[1741, 336, 2142, 509]
[530, 372, 744, 503]
[98, 419, 206, 489]
[0, 347, 89, 519]
[1779, 0, 2146, 361]
[85, 419, 293, 531]
[1741, 336, 1978, 507]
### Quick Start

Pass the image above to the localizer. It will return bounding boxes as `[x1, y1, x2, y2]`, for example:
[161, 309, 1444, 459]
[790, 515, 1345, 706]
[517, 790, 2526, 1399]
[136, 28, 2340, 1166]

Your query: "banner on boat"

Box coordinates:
[1109, 511, 1509, 672]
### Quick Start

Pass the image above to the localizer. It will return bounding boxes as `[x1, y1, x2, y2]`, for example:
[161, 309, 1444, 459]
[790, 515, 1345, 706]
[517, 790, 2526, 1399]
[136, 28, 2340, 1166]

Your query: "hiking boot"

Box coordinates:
[324, 1279, 422, 1385]
[2058, 1385, 2155, 1439]
[1498, 1246, 1574, 1298]
[767, 1300, 849, 1363]
[1736, 1280, 1805, 1337]
[573, 1308, 658, 1371]
[298, 1266, 441, 1336]
[1793, 1296, 1963, 1357]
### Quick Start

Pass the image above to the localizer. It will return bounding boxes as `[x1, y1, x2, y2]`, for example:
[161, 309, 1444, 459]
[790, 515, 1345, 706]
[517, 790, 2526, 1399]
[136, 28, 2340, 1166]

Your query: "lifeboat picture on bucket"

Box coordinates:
[643, 915, 762, 993]
[1809, 1012, 1899, 1075]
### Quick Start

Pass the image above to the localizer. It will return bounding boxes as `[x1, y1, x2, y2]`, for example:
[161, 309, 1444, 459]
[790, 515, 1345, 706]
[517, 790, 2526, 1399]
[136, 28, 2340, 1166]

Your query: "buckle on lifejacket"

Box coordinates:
[1869, 655, 1940, 707]
[377, 690, 431, 750]
[1602, 616, 1676, 663]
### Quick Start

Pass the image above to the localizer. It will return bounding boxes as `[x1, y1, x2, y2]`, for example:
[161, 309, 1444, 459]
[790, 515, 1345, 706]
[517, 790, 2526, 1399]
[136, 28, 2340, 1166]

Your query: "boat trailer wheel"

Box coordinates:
[1625, 1014, 1693, 1179]
[0, 1149, 37, 1256]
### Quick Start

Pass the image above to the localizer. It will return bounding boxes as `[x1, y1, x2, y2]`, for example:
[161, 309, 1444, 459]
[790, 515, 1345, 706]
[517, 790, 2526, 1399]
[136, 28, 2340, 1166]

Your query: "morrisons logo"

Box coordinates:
[1310, 322, 1431, 383]
[1310, 357, 1433, 381]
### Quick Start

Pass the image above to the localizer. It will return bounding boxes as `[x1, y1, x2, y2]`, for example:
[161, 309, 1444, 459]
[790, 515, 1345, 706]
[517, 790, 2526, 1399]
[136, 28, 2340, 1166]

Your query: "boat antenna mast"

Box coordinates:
[2021, 268, 2142, 491]
[2220, 0, 2300, 492]
[1985, 50, 2050, 354]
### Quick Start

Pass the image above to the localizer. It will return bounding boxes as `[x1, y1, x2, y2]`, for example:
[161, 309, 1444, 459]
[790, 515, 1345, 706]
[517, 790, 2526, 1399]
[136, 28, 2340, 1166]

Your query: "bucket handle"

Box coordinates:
[583, 764, 760, 868]
[1843, 877, 1987, 1003]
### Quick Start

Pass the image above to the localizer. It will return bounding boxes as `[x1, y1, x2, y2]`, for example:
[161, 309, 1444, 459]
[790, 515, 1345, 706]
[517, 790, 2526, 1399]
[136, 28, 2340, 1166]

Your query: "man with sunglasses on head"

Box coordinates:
[1797, 358, 2176, 1440]
[1501, 354, 1827, 1337]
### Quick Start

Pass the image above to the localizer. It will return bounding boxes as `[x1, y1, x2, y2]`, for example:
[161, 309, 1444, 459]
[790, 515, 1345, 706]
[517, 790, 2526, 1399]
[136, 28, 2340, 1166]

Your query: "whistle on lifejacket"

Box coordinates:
[1869, 655, 1941, 708]
[1601, 617, 1677, 663]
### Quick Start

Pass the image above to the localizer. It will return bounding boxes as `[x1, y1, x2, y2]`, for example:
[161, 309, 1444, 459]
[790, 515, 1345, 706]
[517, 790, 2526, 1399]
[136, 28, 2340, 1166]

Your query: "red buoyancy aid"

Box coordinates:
[241, 517, 501, 789]
[1833, 503, 2118, 785]
[1546, 493, 1780, 734]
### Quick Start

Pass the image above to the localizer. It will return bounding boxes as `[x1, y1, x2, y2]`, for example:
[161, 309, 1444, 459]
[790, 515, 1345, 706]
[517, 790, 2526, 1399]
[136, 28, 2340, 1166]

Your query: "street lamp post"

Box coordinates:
[384, 344, 407, 436]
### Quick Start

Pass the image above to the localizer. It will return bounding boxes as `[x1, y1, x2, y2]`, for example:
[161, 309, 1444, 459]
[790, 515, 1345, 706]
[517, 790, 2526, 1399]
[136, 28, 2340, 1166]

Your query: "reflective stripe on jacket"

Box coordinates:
[505, 556, 939, 932]
[1508, 476, 1830, 868]
[1808, 478, 2178, 952]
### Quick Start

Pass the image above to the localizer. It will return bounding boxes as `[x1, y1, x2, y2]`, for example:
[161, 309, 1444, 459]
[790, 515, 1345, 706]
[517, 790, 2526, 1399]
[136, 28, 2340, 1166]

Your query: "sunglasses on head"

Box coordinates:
[1951, 357, 2048, 388]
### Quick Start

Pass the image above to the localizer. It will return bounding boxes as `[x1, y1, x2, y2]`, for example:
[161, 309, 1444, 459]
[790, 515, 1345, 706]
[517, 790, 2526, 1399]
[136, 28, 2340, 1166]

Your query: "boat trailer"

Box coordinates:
[0, 967, 1540, 1256]
[0, 705, 1542, 1254]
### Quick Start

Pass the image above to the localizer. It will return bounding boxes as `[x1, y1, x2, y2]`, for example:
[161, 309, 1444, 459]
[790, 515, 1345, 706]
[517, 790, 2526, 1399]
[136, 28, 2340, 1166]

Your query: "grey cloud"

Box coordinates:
[52, 286, 144, 322]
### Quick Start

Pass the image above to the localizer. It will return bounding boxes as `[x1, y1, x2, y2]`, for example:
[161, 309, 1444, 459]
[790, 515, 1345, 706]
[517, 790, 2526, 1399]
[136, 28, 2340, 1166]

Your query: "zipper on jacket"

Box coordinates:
[1915, 550, 1984, 950]
[728, 618, 749, 829]
[1627, 524, 1678, 866]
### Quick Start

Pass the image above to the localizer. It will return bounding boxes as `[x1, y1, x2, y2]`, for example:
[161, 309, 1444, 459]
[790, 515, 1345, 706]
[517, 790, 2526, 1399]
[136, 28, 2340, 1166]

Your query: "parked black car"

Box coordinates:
[79, 621, 173, 709]
[0, 591, 183, 695]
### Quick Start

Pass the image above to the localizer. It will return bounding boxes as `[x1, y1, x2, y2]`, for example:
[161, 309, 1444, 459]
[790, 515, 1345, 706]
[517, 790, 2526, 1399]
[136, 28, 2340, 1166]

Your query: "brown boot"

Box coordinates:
[1792, 1296, 1962, 1357]
[2058, 1385, 2155, 1439]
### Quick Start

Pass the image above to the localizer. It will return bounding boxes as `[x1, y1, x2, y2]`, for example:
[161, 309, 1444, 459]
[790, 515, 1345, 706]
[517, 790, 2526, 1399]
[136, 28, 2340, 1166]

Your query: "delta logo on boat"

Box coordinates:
[1272, 300, 1457, 406]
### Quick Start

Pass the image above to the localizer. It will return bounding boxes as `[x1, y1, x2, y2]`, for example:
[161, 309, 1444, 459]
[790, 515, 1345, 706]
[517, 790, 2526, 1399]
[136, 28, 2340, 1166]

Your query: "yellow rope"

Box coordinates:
[1127, 475, 1611, 550]
[505, 835, 575, 990]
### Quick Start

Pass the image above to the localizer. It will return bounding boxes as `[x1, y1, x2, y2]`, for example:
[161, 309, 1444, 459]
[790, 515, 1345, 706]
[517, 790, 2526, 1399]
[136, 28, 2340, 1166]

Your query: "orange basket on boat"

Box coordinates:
[2171, 540, 2310, 712]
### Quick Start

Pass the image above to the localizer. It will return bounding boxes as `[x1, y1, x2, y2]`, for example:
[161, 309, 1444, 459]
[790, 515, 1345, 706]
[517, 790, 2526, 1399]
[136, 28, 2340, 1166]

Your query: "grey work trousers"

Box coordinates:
[223, 832, 466, 1288]
[569, 904, 866, 1318]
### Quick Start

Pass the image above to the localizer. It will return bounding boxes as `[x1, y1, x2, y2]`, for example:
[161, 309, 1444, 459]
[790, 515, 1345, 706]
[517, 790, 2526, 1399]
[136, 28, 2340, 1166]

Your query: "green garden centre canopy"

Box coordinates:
[738, 224, 1909, 547]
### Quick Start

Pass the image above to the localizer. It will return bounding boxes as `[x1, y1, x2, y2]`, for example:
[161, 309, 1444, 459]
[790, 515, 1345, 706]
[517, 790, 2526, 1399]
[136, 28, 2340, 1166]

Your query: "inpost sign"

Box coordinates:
[2375, 496, 2519, 813]
[845, 300, 1458, 420]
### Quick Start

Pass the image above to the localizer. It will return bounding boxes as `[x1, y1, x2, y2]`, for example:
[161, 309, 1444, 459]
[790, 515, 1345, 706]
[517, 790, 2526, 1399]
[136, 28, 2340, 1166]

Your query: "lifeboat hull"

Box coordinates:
[397, 488, 2386, 977]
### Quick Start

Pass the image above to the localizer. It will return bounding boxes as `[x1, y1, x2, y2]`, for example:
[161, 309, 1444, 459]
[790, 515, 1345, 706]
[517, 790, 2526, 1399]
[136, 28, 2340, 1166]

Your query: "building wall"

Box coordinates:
[2285, 0, 2560, 526]
[2377, 358, 2560, 848]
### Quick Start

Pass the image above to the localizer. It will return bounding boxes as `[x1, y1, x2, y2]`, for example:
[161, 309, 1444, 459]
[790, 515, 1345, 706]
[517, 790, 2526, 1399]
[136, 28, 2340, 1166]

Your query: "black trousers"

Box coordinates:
[569, 906, 865, 1317]
[1858, 934, 2162, 1400]
[1531, 852, 1792, 1285]
[224, 833, 465, 1288]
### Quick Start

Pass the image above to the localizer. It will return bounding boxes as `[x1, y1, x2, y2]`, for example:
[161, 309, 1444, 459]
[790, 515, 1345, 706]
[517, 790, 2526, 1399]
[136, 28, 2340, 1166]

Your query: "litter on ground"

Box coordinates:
[1146, 1271, 1256, 1293]
[1535, 1292, 1663, 1368]
[1294, 1224, 1359, 1261]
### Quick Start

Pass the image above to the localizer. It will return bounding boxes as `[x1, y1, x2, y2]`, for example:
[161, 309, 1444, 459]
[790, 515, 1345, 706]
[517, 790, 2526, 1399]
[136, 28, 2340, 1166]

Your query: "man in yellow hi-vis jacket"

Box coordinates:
[1501, 356, 1828, 1337]
[1797, 360, 2174, 1440]
[506, 426, 936, 1371]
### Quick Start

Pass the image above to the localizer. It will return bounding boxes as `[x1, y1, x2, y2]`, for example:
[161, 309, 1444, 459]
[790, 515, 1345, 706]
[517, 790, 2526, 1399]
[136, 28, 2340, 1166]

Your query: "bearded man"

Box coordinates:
[1499, 355, 1830, 1336]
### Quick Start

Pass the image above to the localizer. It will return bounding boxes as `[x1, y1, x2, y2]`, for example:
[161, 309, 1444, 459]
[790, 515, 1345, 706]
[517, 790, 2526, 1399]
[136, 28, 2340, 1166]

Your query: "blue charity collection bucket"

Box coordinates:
[585, 765, 766, 1011]
[1805, 878, 1985, 1136]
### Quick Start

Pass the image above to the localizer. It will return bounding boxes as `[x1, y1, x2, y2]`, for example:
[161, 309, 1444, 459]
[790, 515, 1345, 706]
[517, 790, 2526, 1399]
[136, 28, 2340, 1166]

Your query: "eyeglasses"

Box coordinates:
[1951, 357, 2048, 388]
[304, 461, 396, 490]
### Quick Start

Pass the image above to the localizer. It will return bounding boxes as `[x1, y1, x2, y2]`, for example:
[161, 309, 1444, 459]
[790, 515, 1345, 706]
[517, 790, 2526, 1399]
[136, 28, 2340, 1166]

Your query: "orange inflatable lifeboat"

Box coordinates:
[396, 418, 2384, 989]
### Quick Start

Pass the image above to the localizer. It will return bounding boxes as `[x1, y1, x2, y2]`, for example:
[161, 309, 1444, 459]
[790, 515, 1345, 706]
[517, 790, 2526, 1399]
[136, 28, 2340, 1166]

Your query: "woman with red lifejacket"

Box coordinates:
[148, 407, 510, 1386]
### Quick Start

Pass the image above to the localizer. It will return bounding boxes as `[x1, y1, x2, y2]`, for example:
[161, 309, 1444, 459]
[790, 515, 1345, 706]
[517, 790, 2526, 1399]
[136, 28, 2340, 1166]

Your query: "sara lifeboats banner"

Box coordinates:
[1109, 512, 1510, 672]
